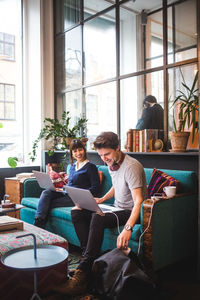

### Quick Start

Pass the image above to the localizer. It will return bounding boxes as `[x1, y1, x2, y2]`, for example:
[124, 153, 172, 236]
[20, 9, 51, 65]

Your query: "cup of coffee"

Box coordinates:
[163, 186, 176, 197]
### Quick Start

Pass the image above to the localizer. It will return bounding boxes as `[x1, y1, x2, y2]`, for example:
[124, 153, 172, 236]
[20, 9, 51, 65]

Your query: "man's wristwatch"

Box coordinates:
[124, 224, 133, 231]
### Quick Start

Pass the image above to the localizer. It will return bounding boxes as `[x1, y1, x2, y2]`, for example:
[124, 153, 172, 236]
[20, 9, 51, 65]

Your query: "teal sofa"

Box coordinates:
[20, 165, 198, 271]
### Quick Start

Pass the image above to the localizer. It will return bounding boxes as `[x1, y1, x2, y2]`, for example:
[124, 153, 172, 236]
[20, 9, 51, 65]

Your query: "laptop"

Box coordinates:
[32, 170, 63, 192]
[65, 186, 123, 215]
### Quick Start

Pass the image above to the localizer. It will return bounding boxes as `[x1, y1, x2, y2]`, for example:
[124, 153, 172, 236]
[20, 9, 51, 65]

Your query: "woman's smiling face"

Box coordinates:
[72, 147, 85, 162]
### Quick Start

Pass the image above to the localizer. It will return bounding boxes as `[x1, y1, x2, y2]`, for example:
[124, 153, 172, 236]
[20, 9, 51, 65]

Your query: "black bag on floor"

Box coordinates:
[92, 248, 156, 300]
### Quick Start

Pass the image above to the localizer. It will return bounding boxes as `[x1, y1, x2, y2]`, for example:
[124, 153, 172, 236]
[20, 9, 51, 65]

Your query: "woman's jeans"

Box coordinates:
[71, 208, 133, 274]
[36, 189, 74, 220]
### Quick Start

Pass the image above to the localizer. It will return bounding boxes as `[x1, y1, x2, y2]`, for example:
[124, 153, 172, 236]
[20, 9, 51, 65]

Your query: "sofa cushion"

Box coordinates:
[97, 165, 114, 204]
[50, 207, 72, 222]
[147, 168, 180, 198]
[21, 197, 39, 210]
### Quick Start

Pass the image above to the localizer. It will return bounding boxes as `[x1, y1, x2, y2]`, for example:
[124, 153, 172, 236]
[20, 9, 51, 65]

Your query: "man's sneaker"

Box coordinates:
[53, 269, 87, 295]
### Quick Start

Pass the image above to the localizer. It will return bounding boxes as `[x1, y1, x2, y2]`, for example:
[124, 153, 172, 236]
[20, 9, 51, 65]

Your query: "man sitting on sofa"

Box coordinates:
[54, 131, 148, 296]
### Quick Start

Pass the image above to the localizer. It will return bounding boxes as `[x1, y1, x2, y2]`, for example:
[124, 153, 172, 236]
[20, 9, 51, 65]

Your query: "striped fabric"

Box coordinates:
[148, 168, 179, 198]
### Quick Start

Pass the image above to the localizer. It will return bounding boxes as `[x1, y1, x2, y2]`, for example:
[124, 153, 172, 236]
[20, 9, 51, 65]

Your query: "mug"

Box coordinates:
[1, 200, 10, 205]
[163, 186, 176, 197]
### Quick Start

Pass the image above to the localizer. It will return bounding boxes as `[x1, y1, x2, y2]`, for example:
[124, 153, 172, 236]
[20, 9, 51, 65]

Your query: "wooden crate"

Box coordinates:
[4, 177, 24, 219]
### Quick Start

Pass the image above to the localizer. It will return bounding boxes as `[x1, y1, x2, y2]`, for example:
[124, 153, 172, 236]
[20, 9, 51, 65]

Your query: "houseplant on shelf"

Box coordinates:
[170, 70, 199, 152]
[29, 111, 88, 162]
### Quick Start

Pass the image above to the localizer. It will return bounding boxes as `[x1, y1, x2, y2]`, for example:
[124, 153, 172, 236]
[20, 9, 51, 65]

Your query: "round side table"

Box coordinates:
[1, 233, 68, 300]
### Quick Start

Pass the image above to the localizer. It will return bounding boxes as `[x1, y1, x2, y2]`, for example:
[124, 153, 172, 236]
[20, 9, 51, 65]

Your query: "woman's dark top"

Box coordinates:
[136, 103, 164, 130]
[68, 162, 100, 197]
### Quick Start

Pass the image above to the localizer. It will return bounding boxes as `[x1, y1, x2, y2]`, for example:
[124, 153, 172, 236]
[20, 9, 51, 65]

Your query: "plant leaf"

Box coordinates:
[8, 157, 18, 168]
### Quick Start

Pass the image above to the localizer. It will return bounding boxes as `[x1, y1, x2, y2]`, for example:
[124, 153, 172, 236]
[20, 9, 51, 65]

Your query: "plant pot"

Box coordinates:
[64, 137, 75, 148]
[81, 137, 88, 146]
[169, 131, 190, 152]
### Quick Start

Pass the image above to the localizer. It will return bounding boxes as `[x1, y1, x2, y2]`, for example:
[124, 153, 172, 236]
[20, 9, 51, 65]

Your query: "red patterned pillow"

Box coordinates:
[148, 168, 179, 198]
[49, 170, 68, 188]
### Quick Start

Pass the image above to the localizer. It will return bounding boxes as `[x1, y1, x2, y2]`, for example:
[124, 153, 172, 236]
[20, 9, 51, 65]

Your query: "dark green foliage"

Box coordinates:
[29, 111, 87, 162]
[171, 70, 199, 143]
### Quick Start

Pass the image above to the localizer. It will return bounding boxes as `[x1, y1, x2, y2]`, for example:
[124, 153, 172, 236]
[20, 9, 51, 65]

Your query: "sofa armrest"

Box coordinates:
[142, 193, 198, 270]
[23, 178, 44, 198]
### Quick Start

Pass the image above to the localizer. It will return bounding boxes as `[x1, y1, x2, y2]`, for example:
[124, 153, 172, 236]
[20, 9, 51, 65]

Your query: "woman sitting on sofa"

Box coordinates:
[34, 139, 100, 228]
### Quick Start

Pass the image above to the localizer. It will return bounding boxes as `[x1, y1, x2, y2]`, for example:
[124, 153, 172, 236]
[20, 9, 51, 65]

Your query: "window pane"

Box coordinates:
[55, 0, 81, 34]
[57, 89, 82, 128]
[55, 26, 82, 93]
[120, 76, 143, 149]
[0, 42, 3, 55]
[84, 0, 113, 20]
[84, 9, 116, 84]
[5, 85, 15, 101]
[120, 0, 163, 74]
[5, 43, 14, 59]
[145, 9, 163, 69]
[167, 0, 197, 63]
[4, 33, 14, 43]
[85, 82, 117, 149]
[120, 70, 164, 151]
[0, 103, 4, 118]
[120, 5, 138, 75]
[0, 84, 4, 100]
[146, 71, 164, 104]
[5, 102, 15, 119]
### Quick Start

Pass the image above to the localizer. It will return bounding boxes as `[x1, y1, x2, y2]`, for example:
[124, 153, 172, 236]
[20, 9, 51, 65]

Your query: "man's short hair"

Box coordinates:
[93, 132, 119, 150]
[144, 95, 157, 104]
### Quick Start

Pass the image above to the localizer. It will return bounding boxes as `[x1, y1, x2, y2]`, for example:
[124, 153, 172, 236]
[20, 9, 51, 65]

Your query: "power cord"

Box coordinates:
[106, 211, 121, 235]
[137, 197, 156, 256]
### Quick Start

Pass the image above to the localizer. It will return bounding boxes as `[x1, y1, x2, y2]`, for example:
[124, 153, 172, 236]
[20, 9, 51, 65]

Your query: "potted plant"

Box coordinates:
[29, 111, 88, 162]
[170, 69, 199, 152]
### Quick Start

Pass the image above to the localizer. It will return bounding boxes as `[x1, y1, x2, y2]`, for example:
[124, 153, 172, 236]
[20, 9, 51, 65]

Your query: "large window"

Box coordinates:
[0, 0, 42, 167]
[0, 0, 23, 165]
[54, 0, 199, 151]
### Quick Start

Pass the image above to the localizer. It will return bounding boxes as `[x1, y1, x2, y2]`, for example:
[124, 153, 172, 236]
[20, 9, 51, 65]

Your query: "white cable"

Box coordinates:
[137, 197, 155, 256]
[106, 211, 121, 235]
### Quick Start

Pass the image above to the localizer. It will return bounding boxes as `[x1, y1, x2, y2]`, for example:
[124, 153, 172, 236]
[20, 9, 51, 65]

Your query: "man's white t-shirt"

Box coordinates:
[109, 154, 147, 210]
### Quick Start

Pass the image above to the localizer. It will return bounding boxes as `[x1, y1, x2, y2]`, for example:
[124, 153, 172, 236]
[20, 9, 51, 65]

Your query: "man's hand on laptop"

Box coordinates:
[94, 197, 105, 204]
